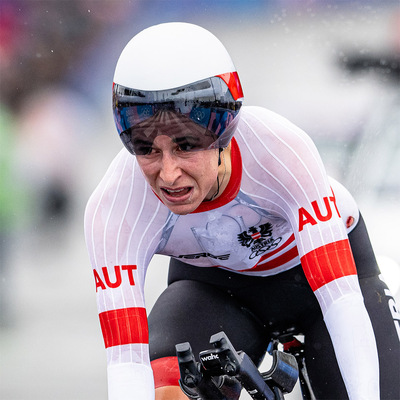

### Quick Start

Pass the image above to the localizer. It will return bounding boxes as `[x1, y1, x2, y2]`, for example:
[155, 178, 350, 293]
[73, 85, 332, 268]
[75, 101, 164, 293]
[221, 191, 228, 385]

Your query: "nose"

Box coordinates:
[159, 151, 182, 186]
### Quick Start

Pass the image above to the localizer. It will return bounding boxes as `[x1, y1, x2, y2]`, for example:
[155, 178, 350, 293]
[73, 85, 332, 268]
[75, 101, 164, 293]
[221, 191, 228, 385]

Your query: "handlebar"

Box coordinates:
[176, 331, 299, 400]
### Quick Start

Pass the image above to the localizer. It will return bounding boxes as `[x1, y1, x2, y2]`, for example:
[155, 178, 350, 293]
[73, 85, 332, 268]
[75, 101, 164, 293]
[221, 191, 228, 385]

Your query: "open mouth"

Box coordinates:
[161, 186, 192, 198]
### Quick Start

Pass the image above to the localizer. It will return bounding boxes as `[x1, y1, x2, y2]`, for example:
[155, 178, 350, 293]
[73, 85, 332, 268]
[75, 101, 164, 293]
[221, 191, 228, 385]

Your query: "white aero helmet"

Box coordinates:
[112, 22, 244, 155]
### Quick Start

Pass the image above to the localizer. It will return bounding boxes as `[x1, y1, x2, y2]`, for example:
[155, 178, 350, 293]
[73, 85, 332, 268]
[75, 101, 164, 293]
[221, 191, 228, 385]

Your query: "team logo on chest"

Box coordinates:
[237, 222, 282, 259]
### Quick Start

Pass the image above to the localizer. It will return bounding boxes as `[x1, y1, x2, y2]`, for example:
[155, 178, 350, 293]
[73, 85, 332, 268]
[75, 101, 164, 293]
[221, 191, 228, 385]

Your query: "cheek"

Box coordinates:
[204, 165, 218, 179]
[137, 161, 156, 182]
[192, 151, 219, 171]
[194, 158, 218, 184]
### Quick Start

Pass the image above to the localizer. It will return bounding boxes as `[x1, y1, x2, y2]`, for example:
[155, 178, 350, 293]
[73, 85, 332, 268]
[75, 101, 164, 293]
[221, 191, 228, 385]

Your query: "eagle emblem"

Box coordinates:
[237, 223, 282, 259]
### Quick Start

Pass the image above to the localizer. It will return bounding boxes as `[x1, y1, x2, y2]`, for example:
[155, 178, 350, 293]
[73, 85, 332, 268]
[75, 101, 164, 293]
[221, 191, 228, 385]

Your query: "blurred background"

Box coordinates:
[0, 1, 399, 399]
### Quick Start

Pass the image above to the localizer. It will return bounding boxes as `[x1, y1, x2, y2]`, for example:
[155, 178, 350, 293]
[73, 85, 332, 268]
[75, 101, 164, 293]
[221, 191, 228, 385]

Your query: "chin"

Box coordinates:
[166, 200, 202, 215]
[168, 205, 196, 215]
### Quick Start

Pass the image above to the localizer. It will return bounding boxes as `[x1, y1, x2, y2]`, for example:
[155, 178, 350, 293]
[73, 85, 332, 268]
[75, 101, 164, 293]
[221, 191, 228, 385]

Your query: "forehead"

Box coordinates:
[130, 111, 217, 154]
[148, 109, 195, 128]
[134, 110, 214, 137]
[151, 135, 191, 147]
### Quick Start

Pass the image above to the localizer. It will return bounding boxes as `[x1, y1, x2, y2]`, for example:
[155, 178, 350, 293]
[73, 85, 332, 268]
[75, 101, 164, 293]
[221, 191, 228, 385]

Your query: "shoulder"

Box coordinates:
[235, 106, 333, 212]
[237, 106, 315, 150]
[84, 149, 171, 262]
[85, 149, 137, 211]
[236, 106, 321, 174]
[84, 149, 157, 230]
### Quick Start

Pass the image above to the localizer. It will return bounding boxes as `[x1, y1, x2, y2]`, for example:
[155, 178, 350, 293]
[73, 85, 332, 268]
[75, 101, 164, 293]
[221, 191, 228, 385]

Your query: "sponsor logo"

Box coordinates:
[298, 194, 340, 232]
[175, 252, 230, 261]
[384, 288, 400, 341]
[93, 265, 137, 291]
[200, 353, 219, 362]
[237, 222, 282, 259]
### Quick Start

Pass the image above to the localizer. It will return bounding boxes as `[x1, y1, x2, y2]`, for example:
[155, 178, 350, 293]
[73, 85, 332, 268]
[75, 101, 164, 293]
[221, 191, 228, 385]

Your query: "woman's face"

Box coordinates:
[136, 135, 220, 215]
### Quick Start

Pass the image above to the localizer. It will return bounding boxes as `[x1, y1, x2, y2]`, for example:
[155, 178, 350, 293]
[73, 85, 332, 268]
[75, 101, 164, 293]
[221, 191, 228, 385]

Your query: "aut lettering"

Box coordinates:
[298, 194, 341, 232]
[94, 265, 137, 291]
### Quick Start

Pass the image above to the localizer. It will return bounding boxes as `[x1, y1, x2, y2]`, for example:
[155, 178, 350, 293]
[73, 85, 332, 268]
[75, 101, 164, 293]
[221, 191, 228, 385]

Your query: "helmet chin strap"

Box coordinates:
[218, 148, 223, 166]
[208, 148, 226, 201]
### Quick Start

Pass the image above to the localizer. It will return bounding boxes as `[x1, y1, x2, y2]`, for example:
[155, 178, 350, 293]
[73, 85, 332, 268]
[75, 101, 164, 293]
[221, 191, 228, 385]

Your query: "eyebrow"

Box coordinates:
[173, 136, 201, 145]
[132, 137, 153, 148]
[133, 135, 153, 143]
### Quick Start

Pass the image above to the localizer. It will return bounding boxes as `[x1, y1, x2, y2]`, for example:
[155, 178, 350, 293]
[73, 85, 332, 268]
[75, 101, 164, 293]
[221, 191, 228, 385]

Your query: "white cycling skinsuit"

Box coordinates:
[84, 106, 380, 399]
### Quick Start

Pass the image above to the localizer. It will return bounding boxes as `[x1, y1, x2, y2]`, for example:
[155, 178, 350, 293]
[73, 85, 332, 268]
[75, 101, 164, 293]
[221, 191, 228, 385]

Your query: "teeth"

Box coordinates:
[166, 188, 185, 193]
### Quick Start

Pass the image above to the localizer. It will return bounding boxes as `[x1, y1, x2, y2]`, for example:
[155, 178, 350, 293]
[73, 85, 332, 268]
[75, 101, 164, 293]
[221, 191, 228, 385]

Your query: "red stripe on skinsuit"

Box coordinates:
[301, 240, 357, 291]
[99, 307, 149, 348]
